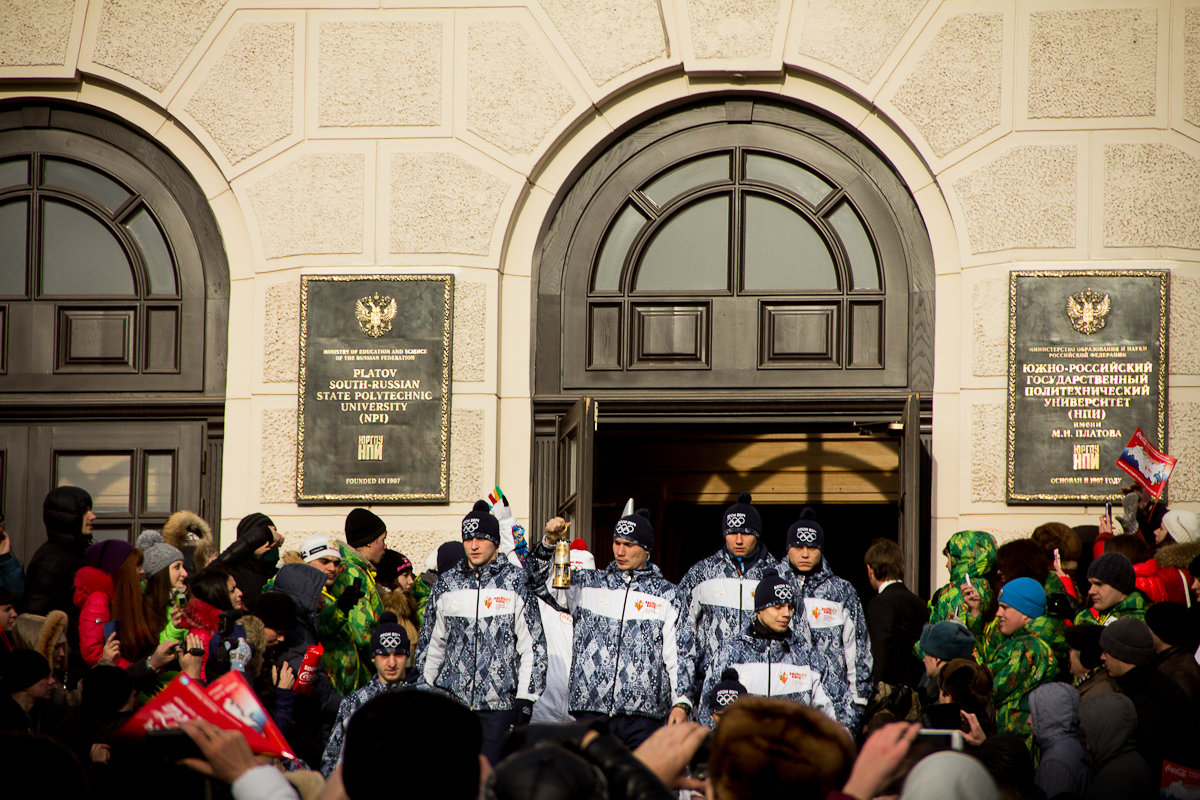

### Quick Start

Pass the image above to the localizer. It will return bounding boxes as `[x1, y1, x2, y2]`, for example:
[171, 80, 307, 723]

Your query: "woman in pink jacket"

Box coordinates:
[73, 539, 155, 667]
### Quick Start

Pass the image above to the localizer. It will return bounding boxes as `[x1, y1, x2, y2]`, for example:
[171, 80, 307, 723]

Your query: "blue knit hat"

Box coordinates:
[786, 507, 824, 550]
[613, 508, 654, 551]
[754, 569, 795, 611]
[998, 577, 1047, 619]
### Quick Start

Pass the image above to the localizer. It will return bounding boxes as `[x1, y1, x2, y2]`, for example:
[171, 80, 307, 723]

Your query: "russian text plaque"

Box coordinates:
[1006, 270, 1167, 504]
[297, 275, 452, 504]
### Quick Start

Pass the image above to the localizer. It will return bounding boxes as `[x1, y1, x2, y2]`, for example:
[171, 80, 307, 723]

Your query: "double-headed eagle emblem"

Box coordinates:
[355, 293, 397, 338]
[1066, 289, 1111, 335]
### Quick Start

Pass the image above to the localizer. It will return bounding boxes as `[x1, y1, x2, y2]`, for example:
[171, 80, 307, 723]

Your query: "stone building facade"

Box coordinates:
[1, 0, 1198, 589]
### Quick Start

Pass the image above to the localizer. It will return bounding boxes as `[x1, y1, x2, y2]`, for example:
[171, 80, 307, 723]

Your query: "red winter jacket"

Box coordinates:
[1132, 559, 1193, 606]
[178, 597, 222, 681]
[73, 566, 131, 668]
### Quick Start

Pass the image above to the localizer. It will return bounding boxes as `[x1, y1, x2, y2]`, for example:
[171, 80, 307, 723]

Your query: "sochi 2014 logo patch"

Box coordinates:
[462, 518, 480, 535]
[774, 584, 793, 602]
[615, 520, 637, 537]
[377, 632, 405, 652]
[726, 513, 746, 529]
[794, 527, 817, 544]
[716, 689, 740, 706]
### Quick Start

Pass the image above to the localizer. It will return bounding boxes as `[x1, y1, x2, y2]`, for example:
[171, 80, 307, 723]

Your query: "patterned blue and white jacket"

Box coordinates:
[415, 551, 546, 711]
[530, 542, 695, 720]
[678, 543, 783, 697]
[698, 622, 838, 727]
[778, 554, 873, 727]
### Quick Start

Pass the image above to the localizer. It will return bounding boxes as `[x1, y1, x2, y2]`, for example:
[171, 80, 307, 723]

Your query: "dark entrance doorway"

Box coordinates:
[532, 95, 935, 594]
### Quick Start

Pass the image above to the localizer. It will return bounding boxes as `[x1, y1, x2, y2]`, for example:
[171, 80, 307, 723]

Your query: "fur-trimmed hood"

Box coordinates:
[73, 565, 115, 608]
[1155, 539, 1200, 569]
[163, 510, 217, 573]
[13, 610, 68, 664]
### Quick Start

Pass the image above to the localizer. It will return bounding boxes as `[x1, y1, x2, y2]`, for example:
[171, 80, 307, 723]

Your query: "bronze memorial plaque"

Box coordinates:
[297, 275, 453, 504]
[1007, 270, 1168, 504]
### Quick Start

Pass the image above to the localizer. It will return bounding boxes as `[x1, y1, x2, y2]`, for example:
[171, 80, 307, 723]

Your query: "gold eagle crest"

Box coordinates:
[1066, 289, 1111, 335]
[355, 293, 397, 338]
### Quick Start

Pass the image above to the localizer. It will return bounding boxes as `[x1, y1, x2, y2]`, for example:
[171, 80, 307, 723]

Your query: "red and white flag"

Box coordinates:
[1116, 428, 1176, 499]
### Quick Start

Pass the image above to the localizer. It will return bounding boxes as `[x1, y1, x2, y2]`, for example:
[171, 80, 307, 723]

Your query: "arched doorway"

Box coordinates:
[0, 103, 228, 557]
[533, 96, 934, 591]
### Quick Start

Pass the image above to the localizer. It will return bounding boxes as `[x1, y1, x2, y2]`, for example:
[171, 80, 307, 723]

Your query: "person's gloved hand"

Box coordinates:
[228, 638, 251, 673]
[337, 578, 366, 613]
[543, 517, 571, 547]
[513, 698, 534, 726]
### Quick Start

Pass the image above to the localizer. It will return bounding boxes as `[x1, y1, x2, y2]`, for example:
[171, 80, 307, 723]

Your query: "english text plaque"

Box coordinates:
[1006, 270, 1167, 504]
[298, 275, 452, 504]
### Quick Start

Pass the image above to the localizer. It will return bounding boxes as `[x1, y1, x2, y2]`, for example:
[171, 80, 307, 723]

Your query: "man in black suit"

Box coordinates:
[864, 538, 928, 689]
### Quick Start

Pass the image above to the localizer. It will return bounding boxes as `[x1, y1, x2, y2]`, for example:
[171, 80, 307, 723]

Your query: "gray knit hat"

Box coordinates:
[1087, 552, 1136, 596]
[136, 530, 184, 579]
[1099, 617, 1155, 666]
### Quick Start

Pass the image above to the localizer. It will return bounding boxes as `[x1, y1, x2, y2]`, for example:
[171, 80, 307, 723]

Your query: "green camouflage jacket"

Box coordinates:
[979, 620, 1057, 744]
[928, 530, 997, 637]
[414, 574, 433, 626]
[1072, 589, 1149, 627]
[318, 542, 383, 695]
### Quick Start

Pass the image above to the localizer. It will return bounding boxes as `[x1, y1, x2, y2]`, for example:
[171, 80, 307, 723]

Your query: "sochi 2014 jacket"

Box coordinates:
[779, 555, 872, 727]
[678, 544, 781, 697]
[698, 622, 838, 727]
[530, 542, 695, 720]
[414, 551, 546, 711]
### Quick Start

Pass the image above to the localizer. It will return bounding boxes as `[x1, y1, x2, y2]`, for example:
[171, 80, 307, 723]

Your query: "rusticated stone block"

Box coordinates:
[1170, 273, 1200, 376]
[1187, 9, 1200, 129]
[247, 153, 365, 259]
[450, 408, 484, 503]
[0, 0, 73, 67]
[185, 22, 294, 166]
[388, 152, 509, 256]
[890, 13, 1003, 158]
[263, 281, 299, 383]
[453, 281, 486, 382]
[92, 0, 224, 92]
[794, 0, 926, 82]
[1169, 401, 1200, 501]
[260, 408, 297, 504]
[536, 0, 666, 85]
[970, 402, 1005, 503]
[317, 20, 443, 128]
[686, 0, 780, 60]
[953, 145, 1076, 253]
[466, 20, 575, 157]
[1103, 144, 1200, 249]
[1027, 8, 1157, 119]
[972, 276, 1006, 377]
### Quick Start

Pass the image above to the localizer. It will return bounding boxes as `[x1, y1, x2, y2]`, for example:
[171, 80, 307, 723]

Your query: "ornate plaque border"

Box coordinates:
[297, 274, 453, 504]
[1006, 269, 1168, 504]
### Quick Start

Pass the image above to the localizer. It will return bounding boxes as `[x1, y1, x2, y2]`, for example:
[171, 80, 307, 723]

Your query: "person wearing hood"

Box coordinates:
[25, 487, 94, 676]
[697, 570, 840, 726]
[778, 508, 873, 729]
[318, 512, 384, 695]
[1077, 692, 1156, 800]
[899, 751, 1000, 800]
[1029, 681, 1090, 799]
[971, 577, 1057, 744]
[213, 512, 283, 608]
[679, 492, 783, 701]
[928, 529, 997, 639]
[418, 500, 547, 763]
[532, 507, 687, 750]
[252, 583, 339, 768]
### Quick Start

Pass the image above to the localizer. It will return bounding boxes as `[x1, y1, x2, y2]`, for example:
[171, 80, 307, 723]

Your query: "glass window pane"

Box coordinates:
[43, 158, 132, 214]
[91, 527, 131, 544]
[41, 200, 136, 296]
[829, 201, 880, 290]
[593, 204, 647, 292]
[642, 155, 730, 207]
[745, 153, 833, 207]
[635, 195, 730, 292]
[743, 195, 838, 291]
[144, 453, 174, 514]
[125, 207, 177, 296]
[56, 453, 132, 513]
[0, 158, 28, 190]
[0, 200, 27, 295]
